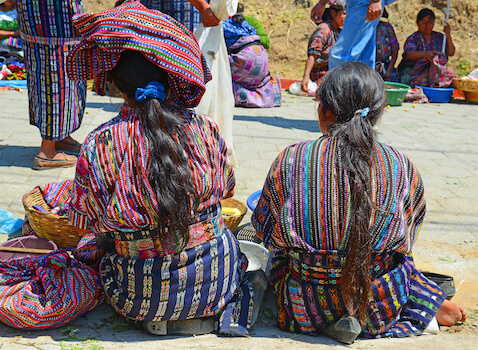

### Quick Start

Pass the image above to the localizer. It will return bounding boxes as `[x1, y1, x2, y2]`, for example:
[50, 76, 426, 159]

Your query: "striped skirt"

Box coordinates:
[16, 0, 87, 141]
[99, 208, 254, 335]
[271, 250, 446, 338]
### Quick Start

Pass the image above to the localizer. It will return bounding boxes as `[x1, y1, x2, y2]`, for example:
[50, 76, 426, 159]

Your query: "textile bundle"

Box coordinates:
[0, 251, 103, 330]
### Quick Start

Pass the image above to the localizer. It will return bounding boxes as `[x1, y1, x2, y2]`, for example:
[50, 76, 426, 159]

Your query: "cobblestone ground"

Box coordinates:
[0, 90, 477, 349]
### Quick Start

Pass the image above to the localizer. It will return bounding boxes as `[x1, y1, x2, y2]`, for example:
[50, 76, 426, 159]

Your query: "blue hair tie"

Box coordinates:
[135, 81, 166, 102]
[361, 107, 370, 118]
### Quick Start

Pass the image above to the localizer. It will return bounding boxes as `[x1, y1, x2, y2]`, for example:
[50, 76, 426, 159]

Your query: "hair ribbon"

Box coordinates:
[135, 81, 166, 102]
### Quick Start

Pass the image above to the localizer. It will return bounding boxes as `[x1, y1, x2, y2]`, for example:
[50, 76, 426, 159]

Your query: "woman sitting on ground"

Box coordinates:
[252, 62, 466, 344]
[0, 0, 21, 52]
[301, 0, 345, 93]
[398, 8, 456, 87]
[375, 8, 399, 82]
[66, 3, 253, 336]
[223, 5, 281, 108]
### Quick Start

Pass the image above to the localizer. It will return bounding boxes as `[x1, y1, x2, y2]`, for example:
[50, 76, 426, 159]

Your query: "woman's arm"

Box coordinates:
[302, 55, 317, 92]
[385, 49, 398, 78]
[404, 50, 439, 61]
[0, 29, 19, 39]
[187, 0, 220, 27]
[444, 24, 455, 57]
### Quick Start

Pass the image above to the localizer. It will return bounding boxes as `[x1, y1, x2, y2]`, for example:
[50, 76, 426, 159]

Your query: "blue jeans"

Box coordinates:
[329, 0, 380, 69]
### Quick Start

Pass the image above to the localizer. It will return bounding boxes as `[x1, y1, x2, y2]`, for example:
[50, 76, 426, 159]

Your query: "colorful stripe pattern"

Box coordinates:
[66, 2, 211, 108]
[68, 106, 234, 234]
[252, 136, 443, 337]
[0, 251, 103, 330]
[100, 228, 253, 334]
[140, 0, 201, 33]
[16, 0, 87, 141]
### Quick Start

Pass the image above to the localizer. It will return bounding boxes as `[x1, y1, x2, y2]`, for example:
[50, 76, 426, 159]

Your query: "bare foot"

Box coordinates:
[436, 300, 467, 326]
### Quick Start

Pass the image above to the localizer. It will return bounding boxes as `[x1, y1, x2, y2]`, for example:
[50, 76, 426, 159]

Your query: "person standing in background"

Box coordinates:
[310, 0, 398, 70]
[16, 0, 86, 170]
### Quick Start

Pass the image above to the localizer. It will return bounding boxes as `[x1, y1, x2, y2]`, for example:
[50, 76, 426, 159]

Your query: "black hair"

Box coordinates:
[108, 50, 196, 248]
[317, 62, 386, 324]
[417, 8, 435, 23]
[382, 8, 389, 19]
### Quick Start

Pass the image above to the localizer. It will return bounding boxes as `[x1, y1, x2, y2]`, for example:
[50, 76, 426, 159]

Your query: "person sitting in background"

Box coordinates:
[223, 9, 281, 108]
[301, 0, 345, 93]
[0, 0, 21, 52]
[236, 2, 270, 49]
[398, 8, 456, 87]
[252, 62, 466, 344]
[375, 8, 398, 82]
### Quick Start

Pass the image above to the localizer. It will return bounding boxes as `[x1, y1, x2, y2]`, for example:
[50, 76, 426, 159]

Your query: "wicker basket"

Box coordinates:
[453, 78, 478, 92]
[220, 198, 247, 232]
[22, 187, 80, 248]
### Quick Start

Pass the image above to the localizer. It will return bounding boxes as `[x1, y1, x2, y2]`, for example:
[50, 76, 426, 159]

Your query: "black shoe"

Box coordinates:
[323, 315, 361, 345]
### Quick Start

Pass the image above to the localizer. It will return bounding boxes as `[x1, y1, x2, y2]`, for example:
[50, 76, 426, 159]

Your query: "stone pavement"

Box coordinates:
[0, 89, 477, 349]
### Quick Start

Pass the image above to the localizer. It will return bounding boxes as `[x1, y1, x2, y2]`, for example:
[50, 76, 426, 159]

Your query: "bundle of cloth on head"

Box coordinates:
[66, 2, 211, 108]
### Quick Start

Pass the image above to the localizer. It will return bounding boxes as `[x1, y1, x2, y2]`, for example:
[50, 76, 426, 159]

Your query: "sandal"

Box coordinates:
[322, 315, 361, 345]
[56, 139, 82, 154]
[32, 153, 77, 170]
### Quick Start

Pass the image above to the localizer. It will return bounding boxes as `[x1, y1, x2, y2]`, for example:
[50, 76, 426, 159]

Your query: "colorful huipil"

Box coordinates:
[399, 31, 455, 87]
[252, 136, 446, 338]
[16, 0, 87, 141]
[68, 107, 253, 335]
[307, 21, 339, 83]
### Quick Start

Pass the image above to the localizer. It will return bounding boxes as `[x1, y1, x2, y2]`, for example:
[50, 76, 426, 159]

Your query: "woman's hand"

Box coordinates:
[424, 50, 439, 61]
[367, 0, 382, 22]
[13, 29, 20, 38]
[301, 77, 309, 93]
[444, 23, 452, 38]
[200, 7, 220, 27]
[310, 0, 328, 23]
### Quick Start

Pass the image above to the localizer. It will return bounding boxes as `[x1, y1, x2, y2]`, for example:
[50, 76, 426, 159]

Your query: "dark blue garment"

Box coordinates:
[223, 17, 256, 49]
[140, 0, 202, 32]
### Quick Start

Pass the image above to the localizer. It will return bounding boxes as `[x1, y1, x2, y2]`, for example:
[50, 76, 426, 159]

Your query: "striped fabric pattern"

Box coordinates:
[140, 0, 202, 33]
[66, 2, 210, 108]
[0, 251, 103, 330]
[100, 228, 252, 326]
[252, 136, 443, 337]
[68, 106, 234, 233]
[16, 0, 87, 141]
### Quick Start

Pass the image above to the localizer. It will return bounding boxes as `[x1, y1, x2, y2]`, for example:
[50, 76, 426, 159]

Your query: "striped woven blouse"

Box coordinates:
[69, 106, 234, 232]
[252, 136, 426, 254]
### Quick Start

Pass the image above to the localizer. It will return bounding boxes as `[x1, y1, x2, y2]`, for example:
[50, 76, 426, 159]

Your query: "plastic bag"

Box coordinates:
[288, 80, 317, 96]
[0, 209, 24, 235]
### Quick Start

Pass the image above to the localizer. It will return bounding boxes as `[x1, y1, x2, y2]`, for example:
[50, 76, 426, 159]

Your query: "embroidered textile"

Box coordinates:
[16, 0, 87, 141]
[66, 2, 210, 108]
[0, 251, 103, 329]
[252, 136, 445, 337]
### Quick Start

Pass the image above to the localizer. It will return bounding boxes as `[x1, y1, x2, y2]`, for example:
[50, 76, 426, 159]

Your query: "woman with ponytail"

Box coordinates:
[252, 62, 466, 344]
[66, 3, 253, 336]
